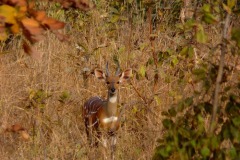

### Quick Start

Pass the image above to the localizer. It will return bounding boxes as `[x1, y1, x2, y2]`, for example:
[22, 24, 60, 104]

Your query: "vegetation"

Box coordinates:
[0, 0, 239, 159]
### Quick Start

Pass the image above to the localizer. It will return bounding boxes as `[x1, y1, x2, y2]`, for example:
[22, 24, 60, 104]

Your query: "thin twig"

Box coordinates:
[209, 13, 231, 134]
[130, 81, 148, 104]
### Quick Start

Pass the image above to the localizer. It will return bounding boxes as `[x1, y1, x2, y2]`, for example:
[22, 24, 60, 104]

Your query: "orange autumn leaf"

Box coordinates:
[27, 26, 43, 35]
[20, 130, 30, 140]
[19, 6, 27, 12]
[10, 23, 20, 33]
[21, 18, 39, 28]
[8, 0, 27, 6]
[28, 1, 35, 9]
[21, 18, 43, 35]
[33, 11, 46, 22]
[42, 17, 65, 30]
[5, 123, 30, 140]
[5, 123, 25, 132]
[23, 41, 33, 54]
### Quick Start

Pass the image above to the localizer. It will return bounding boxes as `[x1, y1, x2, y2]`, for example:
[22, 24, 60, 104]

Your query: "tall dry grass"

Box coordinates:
[0, 1, 231, 159]
[0, 7, 173, 159]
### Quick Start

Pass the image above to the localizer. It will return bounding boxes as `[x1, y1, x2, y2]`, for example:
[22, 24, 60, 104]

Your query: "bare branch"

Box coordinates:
[209, 13, 231, 134]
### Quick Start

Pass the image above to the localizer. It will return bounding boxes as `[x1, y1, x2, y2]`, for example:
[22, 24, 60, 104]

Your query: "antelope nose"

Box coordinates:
[111, 88, 116, 92]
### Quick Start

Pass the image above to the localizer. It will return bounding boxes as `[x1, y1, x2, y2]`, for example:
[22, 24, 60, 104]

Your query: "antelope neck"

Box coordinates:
[104, 93, 118, 117]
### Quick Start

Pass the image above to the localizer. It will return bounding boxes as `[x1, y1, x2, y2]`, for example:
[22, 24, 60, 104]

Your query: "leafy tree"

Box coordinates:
[153, 1, 240, 159]
[0, 0, 93, 59]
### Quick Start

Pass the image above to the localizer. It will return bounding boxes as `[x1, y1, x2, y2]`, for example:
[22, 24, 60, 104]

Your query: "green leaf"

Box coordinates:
[59, 91, 70, 103]
[132, 106, 138, 114]
[162, 119, 173, 129]
[213, 5, 220, 13]
[197, 114, 204, 123]
[168, 108, 176, 117]
[127, 0, 134, 3]
[146, 58, 154, 66]
[179, 46, 188, 56]
[222, 123, 231, 139]
[192, 68, 206, 80]
[178, 127, 191, 139]
[210, 136, 219, 150]
[138, 65, 146, 78]
[185, 97, 193, 106]
[228, 147, 237, 159]
[223, 3, 232, 14]
[225, 101, 239, 117]
[171, 56, 178, 66]
[196, 25, 207, 43]
[232, 116, 240, 127]
[179, 46, 194, 58]
[155, 145, 171, 158]
[202, 13, 218, 24]
[110, 14, 119, 23]
[188, 46, 194, 58]
[109, 7, 119, 14]
[202, 4, 211, 12]
[190, 140, 196, 148]
[120, 16, 128, 21]
[154, 96, 161, 105]
[176, 23, 184, 30]
[227, 0, 236, 9]
[230, 126, 240, 142]
[158, 51, 171, 63]
[161, 111, 169, 116]
[139, 43, 148, 52]
[203, 102, 213, 114]
[201, 146, 210, 157]
[231, 28, 240, 47]
[184, 19, 196, 30]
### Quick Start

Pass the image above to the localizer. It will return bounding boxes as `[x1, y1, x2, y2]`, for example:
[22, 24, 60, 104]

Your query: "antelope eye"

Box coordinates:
[117, 81, 120, 84]
[106, 82, 110, 84]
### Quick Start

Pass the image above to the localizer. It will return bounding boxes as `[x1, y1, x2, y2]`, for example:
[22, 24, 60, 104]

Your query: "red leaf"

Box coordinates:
[42, 17, 65, 30]
[32, 11, 46, 22]
[21, 18, 43, 36]
[21, 18, 39, 28]
[23, 41, 42, 60]
[5, 123, 30, 140]
[22, 41, 32, 54]
[22, 29, 41, 43]
[5, 123, 25, 132]
[8, 0, 27, 6]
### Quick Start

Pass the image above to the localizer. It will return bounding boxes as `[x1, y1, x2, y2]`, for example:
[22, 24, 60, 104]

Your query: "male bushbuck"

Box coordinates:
[82, 63, 132, 159]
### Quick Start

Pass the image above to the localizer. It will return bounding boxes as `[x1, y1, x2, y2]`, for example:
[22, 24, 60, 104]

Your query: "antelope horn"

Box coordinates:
[106, 62, 109, 76]
[115, 61, 120, 75]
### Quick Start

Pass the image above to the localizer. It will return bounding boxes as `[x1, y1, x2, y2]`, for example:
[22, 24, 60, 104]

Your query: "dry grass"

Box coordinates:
[0, 8, 170, 159]
[1, 1, 236, 159]
[0, 32, 167, 159]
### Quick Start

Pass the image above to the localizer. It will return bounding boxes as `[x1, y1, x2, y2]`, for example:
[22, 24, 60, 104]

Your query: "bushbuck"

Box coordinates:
[82, 63, 132, 159]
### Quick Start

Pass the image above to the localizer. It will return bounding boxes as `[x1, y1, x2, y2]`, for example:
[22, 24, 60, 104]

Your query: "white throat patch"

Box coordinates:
[109, 96, 117, 103]
[103, 116, 118, 123]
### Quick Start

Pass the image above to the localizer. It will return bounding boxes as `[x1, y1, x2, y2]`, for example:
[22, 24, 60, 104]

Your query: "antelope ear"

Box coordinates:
[119, 68, 132, 83]
[94, 69, 106, 80]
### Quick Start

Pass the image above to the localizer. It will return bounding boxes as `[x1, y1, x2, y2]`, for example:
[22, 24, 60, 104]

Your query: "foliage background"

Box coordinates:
[0, 0, 239, 159]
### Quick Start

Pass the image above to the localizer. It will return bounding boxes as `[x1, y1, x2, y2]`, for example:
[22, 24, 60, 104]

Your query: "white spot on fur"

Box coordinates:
[103, 116, 118, 123]
[102, 138, 107, 148]
[109, 96, 117, 103]
[111, 136, 117, 145]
